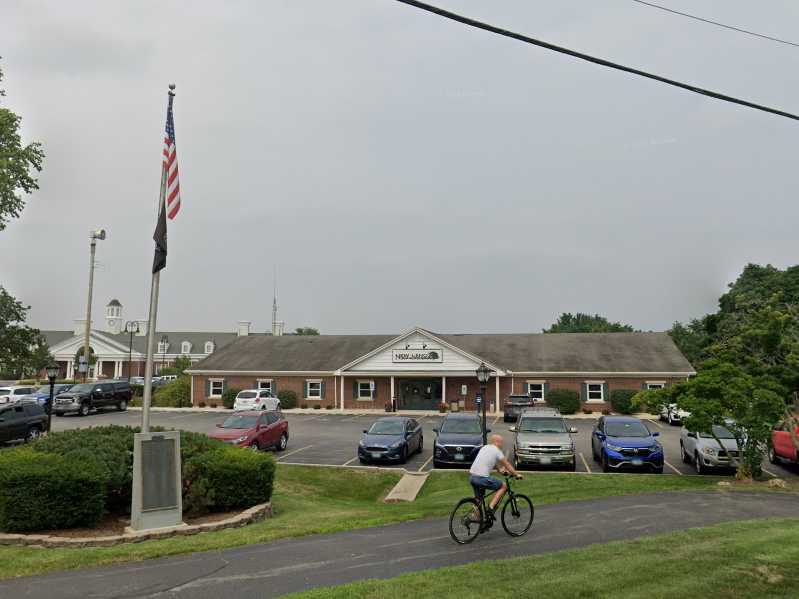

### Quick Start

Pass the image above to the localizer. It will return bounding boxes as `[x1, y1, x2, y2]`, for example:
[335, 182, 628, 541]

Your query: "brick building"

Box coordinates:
[186, 327, 695, 411]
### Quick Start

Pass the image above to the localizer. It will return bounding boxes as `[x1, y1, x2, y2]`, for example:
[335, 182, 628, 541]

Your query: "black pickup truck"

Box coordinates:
[0, 401, 47, 444]
[53, 380, 132, 417]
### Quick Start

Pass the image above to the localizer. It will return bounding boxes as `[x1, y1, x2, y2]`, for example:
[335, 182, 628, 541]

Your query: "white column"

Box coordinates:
[495, 376, 500, 413]
[390, 376, 395, 409]
[96, 359, 103, 380]
[67, 360, 74, 379]
[115, 361, 122, 378]
[442, 376, 446, 405]
[340, 375, 345, 411]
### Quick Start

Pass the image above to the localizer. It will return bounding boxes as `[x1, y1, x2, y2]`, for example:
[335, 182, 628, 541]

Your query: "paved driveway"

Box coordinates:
[50, 410, 799, 478]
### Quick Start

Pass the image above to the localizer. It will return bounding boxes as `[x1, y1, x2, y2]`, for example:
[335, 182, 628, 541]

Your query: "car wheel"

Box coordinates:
[250, 441, 260, 451]
[569, 459, 576, 472]
[358, 457, 368, 464]
[276, 433, 288, 452]
[55, 413, 64, 417]
[680, 442, 691, 464]
[117, 399, 128, 412]
[592, 444, 599, 462]
[653, 466, 664, 474]
[78, 402, 90, 417]
[768, 446, 780, 465]
[418, 436, 424, 454]
[433, 460, 442, 469]
[601, 451, 610, 473]
[694, 452, 704, 475]
[25, 427, 41, 443]
[399, 445, 408, 464]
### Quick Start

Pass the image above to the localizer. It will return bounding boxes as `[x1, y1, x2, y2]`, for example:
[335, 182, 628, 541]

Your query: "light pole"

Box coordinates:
[45, 364, 59, 433]
[82, 229, 106, 381]
[125, 321, 140, 379]
[476, 362, 491, 446]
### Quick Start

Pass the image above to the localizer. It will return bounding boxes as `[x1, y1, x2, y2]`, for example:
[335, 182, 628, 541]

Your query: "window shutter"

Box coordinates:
[603, 383, 609, 402]
[304, 381, 309, 398]
[523, 383, 529, 396]
[371, 381, 377, 400]
[222, 379, 227, 394]
[273, 380, 278, 396]
[321, 381, 326, 399]
[353, 381, 358, 399]
[641, 382, 648, 390]
[580, 383, 587, 403]
[206, 379, 212, 397]
[544, 382, 550, 401]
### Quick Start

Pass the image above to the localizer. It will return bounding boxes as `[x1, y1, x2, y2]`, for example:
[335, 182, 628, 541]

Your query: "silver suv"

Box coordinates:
[679, 421, 741, 474]
[510, 407, 578, 471]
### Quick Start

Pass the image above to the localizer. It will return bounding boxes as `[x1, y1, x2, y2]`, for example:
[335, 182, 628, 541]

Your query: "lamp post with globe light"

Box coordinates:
[475, 362, 491, 445]
[45, 363, 59, 433]
[125, 321, 140, 379]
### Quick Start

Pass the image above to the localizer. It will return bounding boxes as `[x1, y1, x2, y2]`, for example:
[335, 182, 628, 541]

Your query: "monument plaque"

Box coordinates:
[128, 430, 184, 532]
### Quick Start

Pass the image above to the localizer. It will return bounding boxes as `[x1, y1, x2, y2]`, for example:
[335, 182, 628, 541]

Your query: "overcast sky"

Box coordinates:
[2, 0, 798, 335]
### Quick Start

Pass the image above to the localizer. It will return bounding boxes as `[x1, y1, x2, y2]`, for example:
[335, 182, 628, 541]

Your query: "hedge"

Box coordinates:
[546, 389, 581, 414]
[222, 388, 240, 409]
[153, 376, 191, 407]
[278, 389, 298, 409]
[610, 389, 639, 414]
[0, 448, 105, 532]
[184, 446, 275, 517]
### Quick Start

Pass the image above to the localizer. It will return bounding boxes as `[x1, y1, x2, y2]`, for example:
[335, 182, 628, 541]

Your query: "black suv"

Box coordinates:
[0, 401, 47, 444]
[54, 380, 132, 417]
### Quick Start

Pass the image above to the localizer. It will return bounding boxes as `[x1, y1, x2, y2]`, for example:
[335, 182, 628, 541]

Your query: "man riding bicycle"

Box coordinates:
[469, 434, 522, 514]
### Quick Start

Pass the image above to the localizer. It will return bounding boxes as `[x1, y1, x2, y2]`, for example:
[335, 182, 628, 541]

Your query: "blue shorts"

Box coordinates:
[469, 475, 502, 491]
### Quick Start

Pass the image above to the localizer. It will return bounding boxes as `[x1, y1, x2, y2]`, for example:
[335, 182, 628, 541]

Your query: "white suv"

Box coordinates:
[234, 389, 280, 411]
[0, 386, 39, 405]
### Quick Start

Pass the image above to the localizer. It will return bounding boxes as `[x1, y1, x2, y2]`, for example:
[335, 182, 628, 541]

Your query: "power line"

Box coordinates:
[393, 0, 799, 122]
[630, 0, 799, 49]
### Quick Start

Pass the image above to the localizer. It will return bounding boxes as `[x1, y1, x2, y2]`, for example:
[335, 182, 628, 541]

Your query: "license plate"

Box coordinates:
[539, 456, 552, 465]
[631, 458, 643, 466]
[371, 452, 381, 459]
[455, 454, 465, 461]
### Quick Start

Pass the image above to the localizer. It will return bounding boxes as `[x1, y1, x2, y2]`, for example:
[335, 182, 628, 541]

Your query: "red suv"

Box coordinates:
[769, 416, 799, 466]
[210, 410, 288, 452]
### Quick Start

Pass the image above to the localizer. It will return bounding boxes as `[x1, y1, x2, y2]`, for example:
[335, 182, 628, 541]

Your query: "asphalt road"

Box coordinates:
[2, 491, 797, 599]
[50, 409, 799, 478]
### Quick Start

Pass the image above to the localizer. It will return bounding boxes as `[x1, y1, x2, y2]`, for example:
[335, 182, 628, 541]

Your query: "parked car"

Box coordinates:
[234, 389, 280, 411]
[591, 416, 664, 473]
[0, 385, 39, 405]
[129, 376, 145, 385]
[503, 394, 535, 422]
[23, 384, 74, 405]
[680, 422, 741, 474]
[510, 407, 577, 471]
[53, 380, 132, 416]
[770, 417, 799, 466]
[660, 403, 690, 426]
[159, 374, 179, 384]
[209, 410, 289, 451]
[0, 401, 47, 444]
[433, 412, 485, 468]
[358, 416, 423, 464]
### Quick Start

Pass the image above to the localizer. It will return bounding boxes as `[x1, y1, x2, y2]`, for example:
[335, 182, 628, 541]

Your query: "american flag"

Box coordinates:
[163, 93, 181, 220]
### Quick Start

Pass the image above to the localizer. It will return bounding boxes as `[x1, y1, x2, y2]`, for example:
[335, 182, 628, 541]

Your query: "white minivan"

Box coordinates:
[234, 389, 280, 411]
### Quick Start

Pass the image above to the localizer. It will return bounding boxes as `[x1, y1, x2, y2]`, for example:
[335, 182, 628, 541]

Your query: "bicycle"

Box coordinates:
[448, 472, 534, 544]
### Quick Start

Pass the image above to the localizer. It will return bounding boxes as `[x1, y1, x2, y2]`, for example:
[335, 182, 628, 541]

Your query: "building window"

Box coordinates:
[158, 341, 169, 354]
[586, 382, 604, 402]
[646, 382, 665, 390]
[358, 380, 374, 400]
[205, 341, 214, 354]
[306, 380, 322, 399]
[526, 381, 545, 401]
[209, 379, 224, 397]
[181, 341, 191, 354]
[257, 379, 273, 393]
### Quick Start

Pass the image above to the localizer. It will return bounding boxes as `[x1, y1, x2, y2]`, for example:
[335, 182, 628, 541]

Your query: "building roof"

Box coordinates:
[40, 330, 242, 355]
[187, 331, 694, 374]
[107, 299, 122, 307]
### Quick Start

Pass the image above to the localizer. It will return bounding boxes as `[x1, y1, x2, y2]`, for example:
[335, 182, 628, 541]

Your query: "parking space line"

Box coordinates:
[579, 452, 592, 473]
[275, 445, 313, 461]
[492, 415, 501, 426]
[762, 467, 778, 478]
[664, 460, 682, 475]
[342, 456, 359, 466]
[418, 455, 434, 472]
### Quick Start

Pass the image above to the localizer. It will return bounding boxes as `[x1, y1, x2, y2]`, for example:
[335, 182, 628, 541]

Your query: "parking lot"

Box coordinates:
[49, 409, 799, 479]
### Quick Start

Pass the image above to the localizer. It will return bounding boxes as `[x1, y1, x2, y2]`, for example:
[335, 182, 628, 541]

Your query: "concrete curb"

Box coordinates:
[0, 502, 272, 548]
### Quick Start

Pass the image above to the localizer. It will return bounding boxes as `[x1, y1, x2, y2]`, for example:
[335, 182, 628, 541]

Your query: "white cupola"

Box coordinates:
[105, 299, 124, 334]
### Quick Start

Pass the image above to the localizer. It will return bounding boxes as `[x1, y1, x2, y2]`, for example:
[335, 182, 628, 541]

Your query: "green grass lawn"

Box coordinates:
[286, 518, 799, 599]
[0, 465, 771, 581]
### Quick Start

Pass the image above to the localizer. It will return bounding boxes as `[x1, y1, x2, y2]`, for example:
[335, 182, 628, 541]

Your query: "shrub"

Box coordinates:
[131, 384, 144, 397]
[199, 401, 207, 408]
[610, 389, 638, 414]
[277, 389, 298, 409]
[184, 446, 275, 517]
[0, 448, 105, 532]
[325, 405, 333, 410]
[153, 376, 191, 407]
[209, 402, 218, 408]
[546, 389, 581, 414]
[313, 404, 321, 410]
[222, 387, 240, 410]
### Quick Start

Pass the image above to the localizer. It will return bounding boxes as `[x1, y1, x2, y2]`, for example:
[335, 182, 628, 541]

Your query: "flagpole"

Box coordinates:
[141, 85, 174, 434]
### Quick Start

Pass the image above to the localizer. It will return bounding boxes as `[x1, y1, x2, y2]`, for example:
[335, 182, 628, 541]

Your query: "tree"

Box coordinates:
[294, 327, 320, 336]
[0, 287, 44, 377]
[668, 317, 712, 366]
[173, 355, 192, 374]
[543, 313, 634, 334]
[0, 61, 45, 231]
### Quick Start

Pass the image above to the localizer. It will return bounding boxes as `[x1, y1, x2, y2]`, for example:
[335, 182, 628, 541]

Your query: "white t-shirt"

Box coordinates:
[469, 445, 505, 477]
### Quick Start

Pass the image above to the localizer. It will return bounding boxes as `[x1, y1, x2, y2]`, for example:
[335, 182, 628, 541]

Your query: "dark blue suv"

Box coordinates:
[591, 416, 663, 473]
[433, 413, 485, 468]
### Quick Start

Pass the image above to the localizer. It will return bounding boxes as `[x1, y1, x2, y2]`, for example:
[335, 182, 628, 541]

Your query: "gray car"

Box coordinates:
[510, 407, 578, 471]
[679, 422, 741, 474]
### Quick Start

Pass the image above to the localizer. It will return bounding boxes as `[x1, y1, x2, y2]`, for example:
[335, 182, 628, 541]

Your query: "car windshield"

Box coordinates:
[440, 418, 481, 434]
[68, 384, 94, 393]
[699, 425, 736, 439]
[606, 421, 651, 438]
[237, 392, 257, 399]
[368, 420, 404, 435]
[519, 417, 566, 433]
[0, 389, 9, 395]
[221, 415, 258, 429]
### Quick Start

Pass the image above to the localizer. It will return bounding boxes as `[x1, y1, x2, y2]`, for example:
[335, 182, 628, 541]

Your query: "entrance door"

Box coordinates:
[398, 379, 441, 410]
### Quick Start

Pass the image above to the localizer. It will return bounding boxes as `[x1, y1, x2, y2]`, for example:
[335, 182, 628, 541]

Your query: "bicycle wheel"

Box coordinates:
[449, 497, 483, 544]
[501, 493, 534, 537]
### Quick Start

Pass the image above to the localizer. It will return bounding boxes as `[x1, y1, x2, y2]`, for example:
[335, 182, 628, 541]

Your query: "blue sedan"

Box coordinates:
[591, 416, 664, 473]
[25, 384, 74, 405]
[358, 417, 423, 464]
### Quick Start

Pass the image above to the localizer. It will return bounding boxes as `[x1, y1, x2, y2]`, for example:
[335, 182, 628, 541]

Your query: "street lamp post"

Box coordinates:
[476, 362, 491, 446]
[125, 321, 140, 379]
[45, 364, 59, 433]
[82, 229, 106, 381]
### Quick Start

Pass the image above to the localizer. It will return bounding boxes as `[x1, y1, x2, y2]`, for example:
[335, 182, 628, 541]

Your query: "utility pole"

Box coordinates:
[82, 229, 106, 381]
